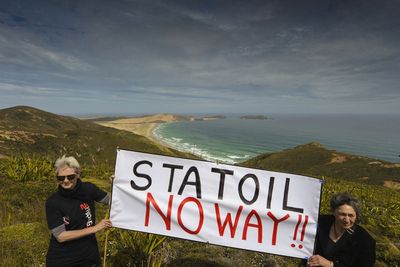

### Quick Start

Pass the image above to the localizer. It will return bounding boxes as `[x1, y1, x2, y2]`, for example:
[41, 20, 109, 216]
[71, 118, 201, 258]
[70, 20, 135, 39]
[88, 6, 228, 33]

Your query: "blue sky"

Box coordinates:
[0, 0, 399, 115]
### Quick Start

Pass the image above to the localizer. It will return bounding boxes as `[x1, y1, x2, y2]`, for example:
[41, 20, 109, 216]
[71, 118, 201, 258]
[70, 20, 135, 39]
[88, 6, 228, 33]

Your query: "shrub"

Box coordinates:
[4, 154, 53, 182]
[105, 229, 167, 267]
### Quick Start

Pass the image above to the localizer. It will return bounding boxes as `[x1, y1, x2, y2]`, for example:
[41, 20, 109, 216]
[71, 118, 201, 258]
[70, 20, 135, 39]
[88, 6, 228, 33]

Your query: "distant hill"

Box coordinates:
[240, 142, 400, 186]
[240, 115, 269, 120]
[0, 106, 194, 163]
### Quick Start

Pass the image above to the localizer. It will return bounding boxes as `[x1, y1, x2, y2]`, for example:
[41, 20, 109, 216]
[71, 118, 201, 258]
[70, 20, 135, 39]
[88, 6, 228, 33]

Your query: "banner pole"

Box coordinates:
[103, 147, 119, 267]
[103, 214, 110, 267]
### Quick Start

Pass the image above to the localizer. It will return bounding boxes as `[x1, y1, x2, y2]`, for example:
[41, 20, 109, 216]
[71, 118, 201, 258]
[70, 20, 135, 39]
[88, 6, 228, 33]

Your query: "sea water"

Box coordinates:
[153, 114, 400, 164]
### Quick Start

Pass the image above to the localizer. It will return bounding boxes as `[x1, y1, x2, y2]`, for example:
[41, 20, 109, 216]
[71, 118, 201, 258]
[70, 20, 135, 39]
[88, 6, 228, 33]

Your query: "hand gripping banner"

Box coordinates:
[110, 149, 323, 259]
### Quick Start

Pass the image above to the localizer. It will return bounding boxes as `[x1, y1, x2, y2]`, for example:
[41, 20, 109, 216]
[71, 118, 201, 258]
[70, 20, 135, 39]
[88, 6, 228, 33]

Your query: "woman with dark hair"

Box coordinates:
[307, 193, 376, 267]
[45, 155, 112, 267]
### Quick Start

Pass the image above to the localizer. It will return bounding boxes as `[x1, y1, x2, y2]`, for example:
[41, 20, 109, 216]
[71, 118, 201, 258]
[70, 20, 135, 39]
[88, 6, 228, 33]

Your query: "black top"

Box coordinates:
[314, 215, 376, 267]
[45, 180, 107, 267]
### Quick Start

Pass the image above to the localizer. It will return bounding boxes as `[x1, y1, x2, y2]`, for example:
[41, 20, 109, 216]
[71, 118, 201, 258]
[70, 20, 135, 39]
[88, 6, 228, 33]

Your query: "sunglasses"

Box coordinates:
[56, 174, 76, 181]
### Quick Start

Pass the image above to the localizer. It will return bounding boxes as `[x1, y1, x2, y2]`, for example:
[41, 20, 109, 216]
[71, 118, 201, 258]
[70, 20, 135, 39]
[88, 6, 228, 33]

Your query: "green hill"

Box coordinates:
[0, 106, 194, 163]
[240, 142, 400, 186]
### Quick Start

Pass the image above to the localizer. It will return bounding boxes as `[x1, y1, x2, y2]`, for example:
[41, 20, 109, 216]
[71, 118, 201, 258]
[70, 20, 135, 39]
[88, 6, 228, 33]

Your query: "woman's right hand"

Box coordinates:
[307, 255, 333, 267]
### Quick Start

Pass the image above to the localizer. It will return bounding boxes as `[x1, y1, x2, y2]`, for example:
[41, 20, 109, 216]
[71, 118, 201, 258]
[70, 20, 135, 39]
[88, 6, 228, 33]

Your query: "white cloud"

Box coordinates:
[0, 82, 61, 95]
[0, 27, 93, 71]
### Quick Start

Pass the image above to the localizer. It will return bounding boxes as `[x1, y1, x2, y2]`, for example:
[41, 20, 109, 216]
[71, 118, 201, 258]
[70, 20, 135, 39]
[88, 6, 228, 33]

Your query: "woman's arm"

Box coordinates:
[308, 237, 376, 267]
[98, 193, 111, 204]
[56, 219, 112, 243]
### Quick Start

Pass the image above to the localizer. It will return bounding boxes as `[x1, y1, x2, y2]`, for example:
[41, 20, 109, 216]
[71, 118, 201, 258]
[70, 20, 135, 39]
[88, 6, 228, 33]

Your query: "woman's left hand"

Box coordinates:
[307, 255, 332, 267]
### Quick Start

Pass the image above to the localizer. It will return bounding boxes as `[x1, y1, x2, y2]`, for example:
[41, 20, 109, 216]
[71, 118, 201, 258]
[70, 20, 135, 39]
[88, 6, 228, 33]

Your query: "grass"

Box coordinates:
[1, 154, 399, 266]
[0, 106, 398, 266]
[3, 154, 53, 182]
[0, 222, 49, 266]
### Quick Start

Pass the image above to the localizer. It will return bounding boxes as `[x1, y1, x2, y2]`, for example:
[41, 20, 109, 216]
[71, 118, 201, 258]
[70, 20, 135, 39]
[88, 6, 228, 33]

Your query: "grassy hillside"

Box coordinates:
[0, 106, 195, 164]
[240, 142, 400, 186]
[1, 157, 398, 266]
[0, 157, 287, 267]
[0, 106, 399, 266]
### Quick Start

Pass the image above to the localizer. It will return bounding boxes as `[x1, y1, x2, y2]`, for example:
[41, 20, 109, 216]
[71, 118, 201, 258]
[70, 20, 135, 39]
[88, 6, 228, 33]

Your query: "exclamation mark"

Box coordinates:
[291, 214, 308, 249]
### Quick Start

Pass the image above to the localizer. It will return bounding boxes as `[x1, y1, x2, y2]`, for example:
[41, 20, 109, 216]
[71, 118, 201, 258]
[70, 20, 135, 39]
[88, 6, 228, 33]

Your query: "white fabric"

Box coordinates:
[110, 149, 323, 259]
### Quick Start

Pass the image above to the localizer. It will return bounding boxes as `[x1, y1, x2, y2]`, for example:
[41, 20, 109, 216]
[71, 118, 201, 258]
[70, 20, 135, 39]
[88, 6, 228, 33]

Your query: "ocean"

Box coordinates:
[153, 114, 400, 164]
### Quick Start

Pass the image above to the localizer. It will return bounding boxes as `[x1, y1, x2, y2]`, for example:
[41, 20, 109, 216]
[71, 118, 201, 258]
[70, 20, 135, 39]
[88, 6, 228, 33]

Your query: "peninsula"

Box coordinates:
[91, 114, 225, 142]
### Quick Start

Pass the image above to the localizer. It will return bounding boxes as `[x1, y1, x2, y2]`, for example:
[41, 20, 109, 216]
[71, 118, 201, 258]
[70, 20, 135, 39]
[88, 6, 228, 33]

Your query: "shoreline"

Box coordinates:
[92, 113, 226, 153]
[93, 114, 400, 165]
[93, 114, 178, 149]
[95, 117, 215, 160]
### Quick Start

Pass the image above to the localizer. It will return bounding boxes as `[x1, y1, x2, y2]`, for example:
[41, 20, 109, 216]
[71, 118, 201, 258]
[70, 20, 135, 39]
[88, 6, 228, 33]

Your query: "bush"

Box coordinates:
[105, 229, 167, 267]
[3, 154, 53, 182]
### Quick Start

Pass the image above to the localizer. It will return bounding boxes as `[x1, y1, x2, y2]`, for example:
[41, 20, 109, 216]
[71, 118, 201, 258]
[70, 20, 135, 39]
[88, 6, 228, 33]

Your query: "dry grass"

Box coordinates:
[328, 153, 348, 164]
[383, 180, 400, 189]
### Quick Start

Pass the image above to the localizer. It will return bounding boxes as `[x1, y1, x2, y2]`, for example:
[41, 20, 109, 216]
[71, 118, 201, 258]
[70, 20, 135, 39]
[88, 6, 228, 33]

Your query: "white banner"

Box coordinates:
[110, 149, 323, 259]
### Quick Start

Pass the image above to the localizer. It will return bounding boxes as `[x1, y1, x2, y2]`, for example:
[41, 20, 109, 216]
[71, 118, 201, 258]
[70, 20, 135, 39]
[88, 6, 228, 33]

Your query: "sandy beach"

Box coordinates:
[94, 114, 181, 143]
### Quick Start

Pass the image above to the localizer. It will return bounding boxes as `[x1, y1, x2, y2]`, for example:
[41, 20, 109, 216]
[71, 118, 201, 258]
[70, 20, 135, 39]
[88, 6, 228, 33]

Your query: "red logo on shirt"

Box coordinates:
[80, 202, 93, 227]
[80, 203, 89, 210]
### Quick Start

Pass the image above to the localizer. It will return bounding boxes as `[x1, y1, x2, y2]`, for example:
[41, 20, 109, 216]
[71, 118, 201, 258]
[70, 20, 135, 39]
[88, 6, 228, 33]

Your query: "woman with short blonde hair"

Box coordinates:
[45, 155, 112, 267]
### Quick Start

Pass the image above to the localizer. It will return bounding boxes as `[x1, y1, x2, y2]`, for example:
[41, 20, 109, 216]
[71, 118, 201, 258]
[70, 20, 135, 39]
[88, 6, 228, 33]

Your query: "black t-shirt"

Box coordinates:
[45, 180, 107, 267]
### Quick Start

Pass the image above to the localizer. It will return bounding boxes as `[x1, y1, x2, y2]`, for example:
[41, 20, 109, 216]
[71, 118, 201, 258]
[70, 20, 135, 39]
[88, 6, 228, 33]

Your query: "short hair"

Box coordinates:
[330, 192, 361, 223]
[54, 155, 81, 175]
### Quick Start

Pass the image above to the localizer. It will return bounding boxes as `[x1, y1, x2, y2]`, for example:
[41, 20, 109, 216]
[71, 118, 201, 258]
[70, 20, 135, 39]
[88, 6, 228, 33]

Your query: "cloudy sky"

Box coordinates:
[0, 0, 399, 115]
